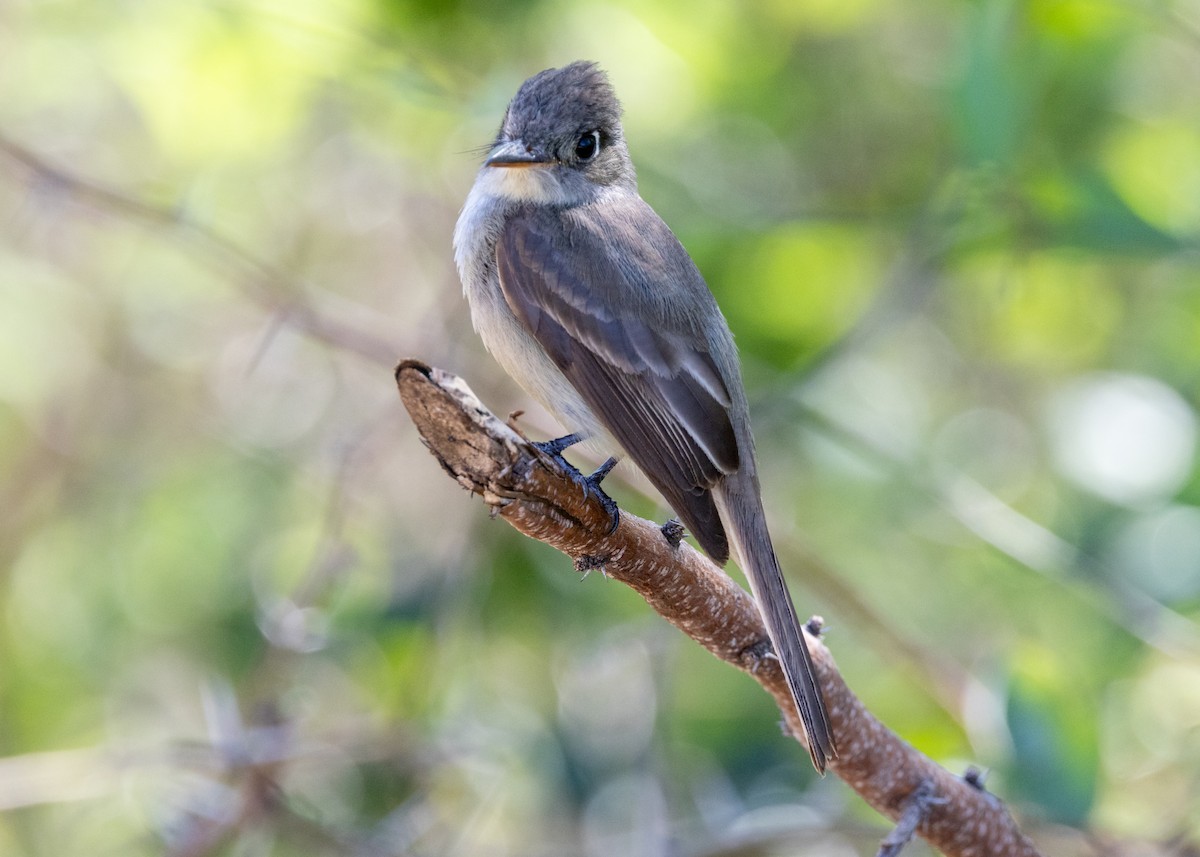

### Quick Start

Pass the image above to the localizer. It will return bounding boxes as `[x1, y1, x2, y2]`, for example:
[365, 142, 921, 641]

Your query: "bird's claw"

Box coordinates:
[583, 458, 620, 534]
[531, 435, 620, 534]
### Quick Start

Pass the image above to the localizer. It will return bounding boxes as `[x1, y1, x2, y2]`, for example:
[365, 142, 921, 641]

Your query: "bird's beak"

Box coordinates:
[485, 140, 552, 169]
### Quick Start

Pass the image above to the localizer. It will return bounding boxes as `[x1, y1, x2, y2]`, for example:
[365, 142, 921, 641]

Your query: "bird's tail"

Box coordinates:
[714, 482, 836, 772]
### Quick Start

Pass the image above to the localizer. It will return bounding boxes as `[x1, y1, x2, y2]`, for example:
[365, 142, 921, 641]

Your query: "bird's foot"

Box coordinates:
[585, 457, 620, 534]
[531, 432, 585, 459]
[531, 435, 620, 534]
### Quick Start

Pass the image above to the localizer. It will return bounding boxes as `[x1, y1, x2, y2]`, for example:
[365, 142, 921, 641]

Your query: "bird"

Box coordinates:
[453, 61, 836, 771]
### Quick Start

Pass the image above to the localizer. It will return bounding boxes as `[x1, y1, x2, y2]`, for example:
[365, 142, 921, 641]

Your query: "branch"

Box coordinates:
[395, 360, 1042, 857]
[0, 132, 397, 367]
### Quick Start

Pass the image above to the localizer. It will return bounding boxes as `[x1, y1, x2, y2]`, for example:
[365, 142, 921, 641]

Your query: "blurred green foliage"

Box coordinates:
[1, 0, 1199, 854]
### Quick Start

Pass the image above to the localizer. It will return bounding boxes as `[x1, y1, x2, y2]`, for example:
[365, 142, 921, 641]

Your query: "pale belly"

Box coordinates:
[470, 285, 613, 452]
[454, 168, 620, 458]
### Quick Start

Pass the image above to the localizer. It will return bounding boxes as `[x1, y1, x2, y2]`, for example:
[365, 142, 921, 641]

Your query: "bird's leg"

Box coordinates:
[531, 432, 585, 458]
[590, 456, 618, 484]
[586, 457, 620, 534]
[530, 435, 620, 534]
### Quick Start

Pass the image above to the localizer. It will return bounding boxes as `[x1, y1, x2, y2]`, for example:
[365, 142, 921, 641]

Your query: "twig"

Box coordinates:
[0, 132, 397, 366]
[395, 359, 1043, 857]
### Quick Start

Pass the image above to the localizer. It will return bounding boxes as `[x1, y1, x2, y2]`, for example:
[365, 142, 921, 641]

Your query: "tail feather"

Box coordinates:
[714, 482, 836, 772]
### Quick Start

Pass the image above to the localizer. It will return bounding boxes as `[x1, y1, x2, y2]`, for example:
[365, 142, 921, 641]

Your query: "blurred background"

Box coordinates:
[1, 0, 1199, 855]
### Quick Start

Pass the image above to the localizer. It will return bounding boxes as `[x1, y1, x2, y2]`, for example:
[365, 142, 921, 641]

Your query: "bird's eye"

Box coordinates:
[574, 131, 600, 160]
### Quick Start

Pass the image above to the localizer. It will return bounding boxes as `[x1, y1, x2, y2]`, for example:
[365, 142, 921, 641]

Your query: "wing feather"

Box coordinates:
[496, 197, 739, 561]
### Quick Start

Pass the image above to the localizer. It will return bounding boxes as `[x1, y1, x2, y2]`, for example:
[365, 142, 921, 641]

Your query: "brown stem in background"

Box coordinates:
[0, 132, 397, 367]
[396, 359, 1042, 857]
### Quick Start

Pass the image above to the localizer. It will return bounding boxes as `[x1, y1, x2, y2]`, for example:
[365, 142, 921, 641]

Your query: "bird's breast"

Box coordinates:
[453, 182, 611, 450]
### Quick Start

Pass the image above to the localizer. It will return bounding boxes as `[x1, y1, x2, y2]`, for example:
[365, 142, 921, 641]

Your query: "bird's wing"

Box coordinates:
[496, 196, 738, 562]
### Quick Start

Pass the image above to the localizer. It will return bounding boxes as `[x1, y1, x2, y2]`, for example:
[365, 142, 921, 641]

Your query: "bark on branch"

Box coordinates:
[396, 359, 1042, 857]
